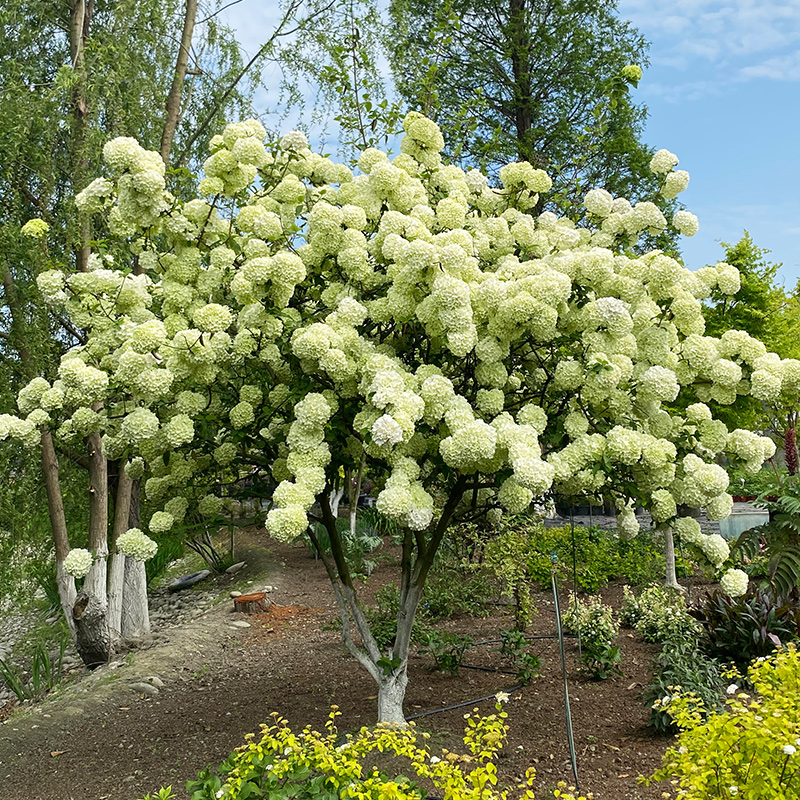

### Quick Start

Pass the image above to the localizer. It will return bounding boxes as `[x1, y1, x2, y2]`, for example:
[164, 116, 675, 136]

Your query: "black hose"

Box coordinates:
[458, 664, 518, 675]
[404, 684, 524, 721]
[470, 633, 577, 647]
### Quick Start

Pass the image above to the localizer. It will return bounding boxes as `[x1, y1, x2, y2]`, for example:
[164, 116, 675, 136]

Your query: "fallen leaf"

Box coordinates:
[602, 742, 621, 751]
[50, 750, 65, 757]
[366, 695, 377, 700]
[617, 773, 629, 778]
[626, 683, 638, 691]
[118, 707, 130, 711]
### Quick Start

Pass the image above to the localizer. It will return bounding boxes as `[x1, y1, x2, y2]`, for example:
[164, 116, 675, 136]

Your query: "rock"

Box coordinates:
[45, 615, 60, 625]
[230, 621, 251, 628]
[129, 681, 159, 696]
[167, 570, 211, 593]
[143, 675, 164, 688]
[229, 591, 243, 599]
[263, 585, 275, 593]
[225, 561, 247, 575]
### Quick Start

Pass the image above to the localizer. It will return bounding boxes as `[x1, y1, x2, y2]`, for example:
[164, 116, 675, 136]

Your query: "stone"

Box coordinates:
[129, 681, 159, 696]
[230, 621, 251, 628]
[229, 591, 242, 599]
[225, 561, 247, 574]
[143, 675, 164, 688]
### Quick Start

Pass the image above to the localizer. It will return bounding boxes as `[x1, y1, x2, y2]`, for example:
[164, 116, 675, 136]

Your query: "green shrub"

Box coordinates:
[145, 533, 185, 586]
[0, 635, 68, 702]
[642, 638, 725, 735]
[622, 584, 700, 643]
[498, 628, 541, 685]
[422, 561, 492, 620]
[562, 595, 621, 679]
[646, 644, 800, 798]
[306, 517, 383, 578]
[419, 630, 474, 675]
[163, 700, 536, 800]
[691, 587, 800, 669]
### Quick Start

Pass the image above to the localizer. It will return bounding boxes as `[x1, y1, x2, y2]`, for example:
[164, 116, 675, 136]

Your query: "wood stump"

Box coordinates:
[233, 592, 270, 613]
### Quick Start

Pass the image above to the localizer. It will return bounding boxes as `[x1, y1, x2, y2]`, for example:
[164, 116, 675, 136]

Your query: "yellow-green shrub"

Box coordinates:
[646, 644, 800, 798]
[145, 697, 537, 800]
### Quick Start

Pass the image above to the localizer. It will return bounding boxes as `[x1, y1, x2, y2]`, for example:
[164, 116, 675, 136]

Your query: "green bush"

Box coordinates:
[0, 636, 68, 702]
[145, 533, 185, 586]
[691, 587, 800, 669]
[562, 595, 621, 679]
[642, 638, 725, 735]
[305, 517, 383, 578]
[365, 585, 431, 651]
[422, 561, 493, 620]
[621, 584, 700, 643]
[498, 628, 541, 685]
[419, 630, 473, 675]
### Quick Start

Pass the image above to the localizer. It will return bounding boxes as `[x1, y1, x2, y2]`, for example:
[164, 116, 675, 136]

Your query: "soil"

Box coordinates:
[0, 531, 687, 800]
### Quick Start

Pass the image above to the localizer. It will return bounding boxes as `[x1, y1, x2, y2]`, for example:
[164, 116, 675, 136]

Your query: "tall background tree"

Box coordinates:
[386, 0, 654, 203]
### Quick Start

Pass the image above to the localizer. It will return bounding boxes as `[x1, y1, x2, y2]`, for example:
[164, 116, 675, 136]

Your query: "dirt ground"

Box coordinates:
[0, 533, 681, 800]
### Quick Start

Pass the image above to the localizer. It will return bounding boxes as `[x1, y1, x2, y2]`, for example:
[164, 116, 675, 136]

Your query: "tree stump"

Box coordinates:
[233, 592, 270, 613]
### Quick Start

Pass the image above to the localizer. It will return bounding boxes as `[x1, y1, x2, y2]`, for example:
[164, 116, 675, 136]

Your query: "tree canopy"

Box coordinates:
[3, 112, 789, 719]
[386, 0, 655, 205]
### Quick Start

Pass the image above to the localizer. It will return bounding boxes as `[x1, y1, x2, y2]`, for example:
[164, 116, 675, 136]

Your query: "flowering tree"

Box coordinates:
[5, 114, 787, 720]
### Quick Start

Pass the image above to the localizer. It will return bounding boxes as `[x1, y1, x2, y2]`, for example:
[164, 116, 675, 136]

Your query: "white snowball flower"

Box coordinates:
[719, 568, 748, 598]
[371, 414, 405, 447]
[673, 210, 699, 237]
[649, 149, 679, 175]
[64, 548, 94, 578]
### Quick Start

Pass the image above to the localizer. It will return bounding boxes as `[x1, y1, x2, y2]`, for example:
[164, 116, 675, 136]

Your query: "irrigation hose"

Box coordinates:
[404, 684, 524, 722]
[551, 563, 580, 791]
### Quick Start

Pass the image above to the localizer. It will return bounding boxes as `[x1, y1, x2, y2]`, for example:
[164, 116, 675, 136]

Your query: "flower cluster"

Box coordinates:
[64, 548, 94, 578]
[116, 528, 158, 561]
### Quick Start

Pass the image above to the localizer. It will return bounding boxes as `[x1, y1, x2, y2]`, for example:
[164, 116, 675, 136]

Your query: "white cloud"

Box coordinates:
[741, 50, 800, 80]
[619, 1, 800, 66]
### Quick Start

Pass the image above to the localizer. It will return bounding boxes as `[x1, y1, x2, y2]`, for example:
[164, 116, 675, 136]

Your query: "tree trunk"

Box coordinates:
[377, 668, 409, 725]
[107, 552, 125, 644]
[121, 557, 150, 639]
[41, 431, 77, 635]
[786, 428, 798, 476]
[160, 0, 198, 165]
[329, 485, 345, 518]
[664, 527, 683, 591]
[72, 590, 111, 668]
[56, 560, 77, 638]
[75, 431, 111, 666]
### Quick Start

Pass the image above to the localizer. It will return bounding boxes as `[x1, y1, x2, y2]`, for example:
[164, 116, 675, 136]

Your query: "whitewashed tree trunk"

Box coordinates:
[377, 669, 409, 725]
[121, 557, 150, 639]
[664, 527, 684, 590]
[107, 552, 125, 645]
[73, 432, 112, 667]
[55, 559, 77, 638]
[329, 485, 345, 518]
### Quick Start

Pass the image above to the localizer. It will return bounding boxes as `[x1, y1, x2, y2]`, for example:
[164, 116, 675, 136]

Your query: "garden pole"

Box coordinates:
[551, 558, 580, 790]
[569, 507, 581, 659]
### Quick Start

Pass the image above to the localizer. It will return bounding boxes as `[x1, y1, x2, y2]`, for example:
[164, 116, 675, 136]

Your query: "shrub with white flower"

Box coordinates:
[14, 111, 794, 722]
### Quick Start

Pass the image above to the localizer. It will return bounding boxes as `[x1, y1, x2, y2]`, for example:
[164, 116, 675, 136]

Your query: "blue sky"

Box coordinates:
[222, 1, 800, 286]
[619, 0, 800, 287]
